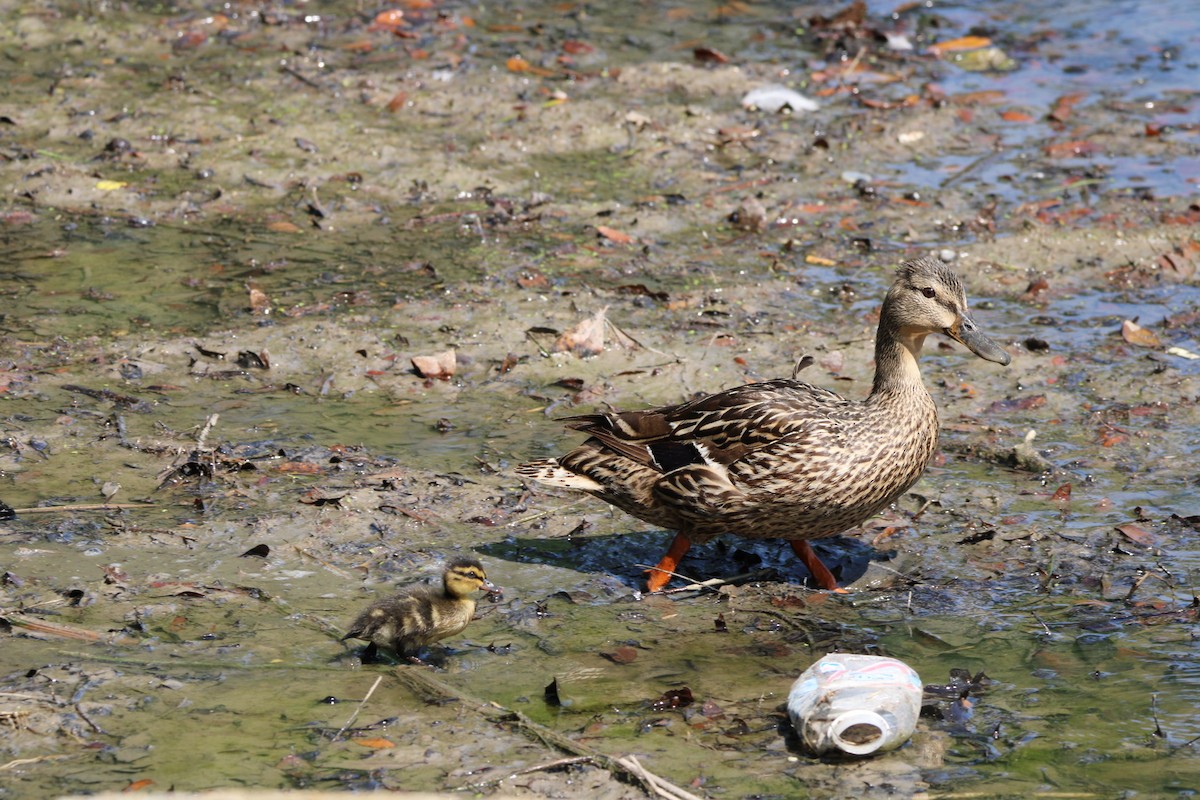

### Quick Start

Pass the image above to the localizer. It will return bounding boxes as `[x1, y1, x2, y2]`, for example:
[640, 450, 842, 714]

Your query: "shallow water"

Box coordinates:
[2, 0, 1200, 797]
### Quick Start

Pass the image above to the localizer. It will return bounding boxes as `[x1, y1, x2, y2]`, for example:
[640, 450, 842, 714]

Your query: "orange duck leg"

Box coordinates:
[647, 535, 843, 593]
[645, 533, 693, 592]
[788, 539, 842, 591]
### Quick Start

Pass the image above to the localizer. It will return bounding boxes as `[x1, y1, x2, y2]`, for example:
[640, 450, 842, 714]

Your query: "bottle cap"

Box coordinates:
[830, 709, 891, 755]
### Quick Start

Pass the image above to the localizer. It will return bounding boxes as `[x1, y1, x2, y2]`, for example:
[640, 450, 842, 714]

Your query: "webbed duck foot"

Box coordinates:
[788, 539, 846, 593]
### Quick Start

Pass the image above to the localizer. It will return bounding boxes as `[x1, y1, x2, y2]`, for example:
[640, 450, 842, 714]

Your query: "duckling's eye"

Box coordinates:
[921, 287, 936, 299]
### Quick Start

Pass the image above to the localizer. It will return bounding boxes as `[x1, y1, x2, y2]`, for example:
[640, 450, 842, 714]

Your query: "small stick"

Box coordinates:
[616, 754, 706, 800]
[331, 675, 384, 743]
[195, 413, 220, 451]
[461, 755, 595, 790]
[656, 569, 777, 595]
[11, 502, 155, 514]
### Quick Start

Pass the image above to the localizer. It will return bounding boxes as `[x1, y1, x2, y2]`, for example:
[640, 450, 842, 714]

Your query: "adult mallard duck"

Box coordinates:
[342, 558, 499, 661]
[518, 257, 1011, 592]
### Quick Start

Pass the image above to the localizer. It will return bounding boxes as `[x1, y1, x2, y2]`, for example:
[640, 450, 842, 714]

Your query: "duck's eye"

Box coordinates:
[921, 287, 936, 299]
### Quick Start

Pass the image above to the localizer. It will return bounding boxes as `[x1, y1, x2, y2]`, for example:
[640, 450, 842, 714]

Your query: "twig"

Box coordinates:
[331, 675, 384, 743]
[73, 702, 107, 735]
[634, 562, 703, 591]
[504, 499, 593, 528]
[654, 568, 777, 596]
[2, 614, 104, 642]
[11, 502, 155, 514]
[0, 754, 76, 772]
[195, 413, 220, 451]
[461, 755, 595, 790]
[394, 668, 683, 797]
[615, 754, 706, 800]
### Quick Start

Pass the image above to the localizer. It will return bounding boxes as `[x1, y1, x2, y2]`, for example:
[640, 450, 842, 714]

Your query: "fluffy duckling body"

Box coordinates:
[343, 558, 497, 660]
[518, 258, 1011, 592]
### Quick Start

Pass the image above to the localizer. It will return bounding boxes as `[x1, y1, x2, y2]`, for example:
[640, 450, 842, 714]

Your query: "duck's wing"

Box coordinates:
[342, 587, 432, 642]
[562, 378, 849, 474]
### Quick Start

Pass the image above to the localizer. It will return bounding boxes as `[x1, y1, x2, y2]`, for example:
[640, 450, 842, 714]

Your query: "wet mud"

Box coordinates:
[2, 0, 1200, 798]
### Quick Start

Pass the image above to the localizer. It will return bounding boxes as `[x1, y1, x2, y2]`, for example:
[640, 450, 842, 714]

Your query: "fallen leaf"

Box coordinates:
[1043, 140, 1100, 158]
[506, 55, 555, 77]
[554, 307, 607, 357]
[123, 779, 155, 792]
[1049, 92, 1086, 123]
[368, 9, 406, 33]
[278, 462, 322, 474]
[1000, 110, 1034, 122]
[411, 348, 456, 379]
[953, 90, 1006, 105]
[266, 220, 301, 234]
[248, 286, 270, 313]
[693, 46, 729, 64]
[352, 737, 396, 749]
[596, 225, 634, 244]
[1115, 523, 1156, 547]
[385, 91, 408, 112]
[927, 35, 992, 55]
[603, 646, 638, 664]
[562, 40, 594, 55]
[96, 179, 128, 191]
[1050, 484, 1072, 502]
[651, 687, 694, 711]
[1121, 319, 1161, 348]
[987, 395, 1047, 413]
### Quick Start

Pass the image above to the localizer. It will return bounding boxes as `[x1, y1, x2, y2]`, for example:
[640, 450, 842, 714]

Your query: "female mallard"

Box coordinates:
[518, 257, 1011, 592]
[342, 558, 498, 661]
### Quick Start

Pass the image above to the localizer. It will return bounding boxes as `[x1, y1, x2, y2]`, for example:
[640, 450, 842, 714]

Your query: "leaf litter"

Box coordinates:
[2, 0, 1200, 796]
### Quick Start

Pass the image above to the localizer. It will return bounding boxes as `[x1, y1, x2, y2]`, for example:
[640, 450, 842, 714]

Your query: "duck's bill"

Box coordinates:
[948, 317, 1011, 366]
[483, 581, 504, 600]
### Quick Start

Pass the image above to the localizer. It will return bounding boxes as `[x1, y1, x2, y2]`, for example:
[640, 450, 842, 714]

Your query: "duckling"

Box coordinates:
[342, 557, 498, 661]
[518, 257, 1011, 592]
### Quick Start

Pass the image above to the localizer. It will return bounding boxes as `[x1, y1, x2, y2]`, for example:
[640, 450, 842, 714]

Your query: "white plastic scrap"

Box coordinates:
[741, 85, 819, 114]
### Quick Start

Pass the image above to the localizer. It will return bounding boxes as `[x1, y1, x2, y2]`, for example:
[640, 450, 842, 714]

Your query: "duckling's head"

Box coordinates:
[443, 558, 498, 599]
[885, 256, 1011, 366]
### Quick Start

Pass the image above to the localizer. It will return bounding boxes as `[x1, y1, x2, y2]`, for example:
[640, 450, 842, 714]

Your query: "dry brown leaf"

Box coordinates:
[248, 286, 270, 314]
[1121, 319, 1161, 348]
[1043, 139, 1101, 158]
[554, 307, 607, 357]
[1115, 523, 1156, 547]
[596, 225, 634, 245]
[1049, 92, 1086, 123]
[411, 348, 457, 379]
[604, 645, 639, 664]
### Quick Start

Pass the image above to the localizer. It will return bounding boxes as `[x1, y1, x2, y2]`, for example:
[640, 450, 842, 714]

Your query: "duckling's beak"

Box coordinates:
[947, 315, 1011, 366]
[482, 579, 503, 601]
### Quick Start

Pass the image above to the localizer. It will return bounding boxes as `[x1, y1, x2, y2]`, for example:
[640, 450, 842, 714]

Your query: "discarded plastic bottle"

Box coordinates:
[787, 654, 923, 756]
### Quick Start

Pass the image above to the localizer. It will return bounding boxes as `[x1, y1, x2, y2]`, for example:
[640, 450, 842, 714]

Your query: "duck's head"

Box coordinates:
[885, 256, 1011, 366]
[443, 558, 500, 599]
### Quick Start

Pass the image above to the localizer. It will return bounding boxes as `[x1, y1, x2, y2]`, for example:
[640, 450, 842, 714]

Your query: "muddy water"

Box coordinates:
[3, 0, 1200, 797]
